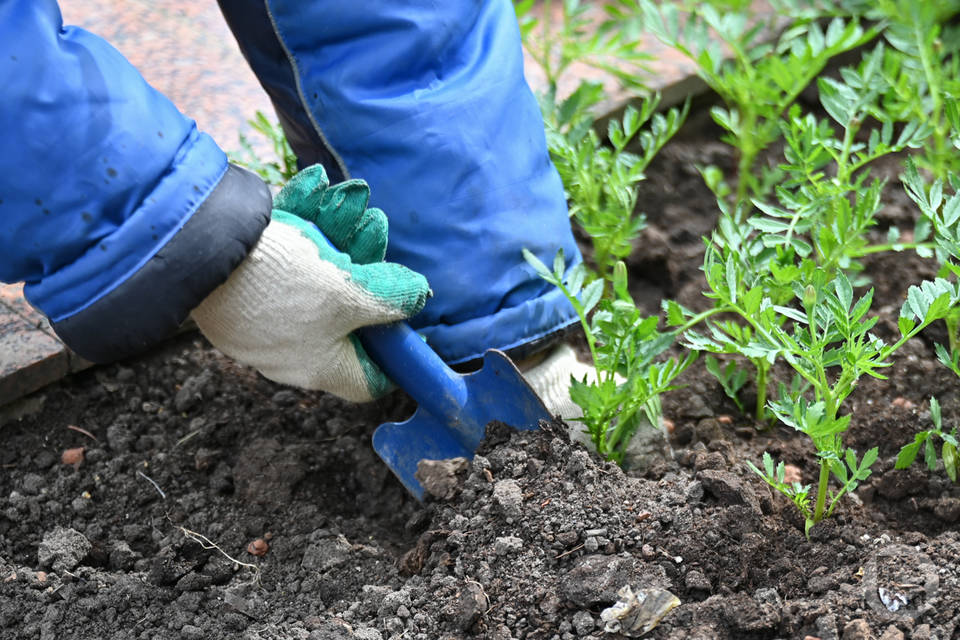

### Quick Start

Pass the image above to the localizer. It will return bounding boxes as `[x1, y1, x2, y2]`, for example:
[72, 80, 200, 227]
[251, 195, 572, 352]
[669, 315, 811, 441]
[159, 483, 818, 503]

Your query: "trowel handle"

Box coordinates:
[312, 228, 464, 412]
[356, 323, 467, 416]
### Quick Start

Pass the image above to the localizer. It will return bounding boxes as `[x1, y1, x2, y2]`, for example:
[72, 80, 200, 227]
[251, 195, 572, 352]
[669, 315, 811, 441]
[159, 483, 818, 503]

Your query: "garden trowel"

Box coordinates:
[357, 322, 552, 500]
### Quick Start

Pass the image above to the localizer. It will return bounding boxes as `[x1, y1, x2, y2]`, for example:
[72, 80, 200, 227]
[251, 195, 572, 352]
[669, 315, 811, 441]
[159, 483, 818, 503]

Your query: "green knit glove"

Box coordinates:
[192, 165, 430, 401]
[273, 164, 389, 265]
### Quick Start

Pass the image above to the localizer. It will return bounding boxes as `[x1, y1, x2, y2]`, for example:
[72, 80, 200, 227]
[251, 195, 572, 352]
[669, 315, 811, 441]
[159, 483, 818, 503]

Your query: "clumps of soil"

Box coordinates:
[1, 335, 960, 639]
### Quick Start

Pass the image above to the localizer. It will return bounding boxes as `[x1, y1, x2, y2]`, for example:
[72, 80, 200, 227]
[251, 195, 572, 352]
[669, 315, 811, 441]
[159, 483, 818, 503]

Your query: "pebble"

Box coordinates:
[37, 527, 92, 573]
[492, 479, 523, 518]
[61, 448, 84, 469]
[494, 536, 523, 555]
[891, 397, 915, 409]
[572, 610, 595, 636]
[879, 625, 904, 640]
[685, 569, 711, 592]
[841, 619, 871, 640]
[783, 464, 803, 484]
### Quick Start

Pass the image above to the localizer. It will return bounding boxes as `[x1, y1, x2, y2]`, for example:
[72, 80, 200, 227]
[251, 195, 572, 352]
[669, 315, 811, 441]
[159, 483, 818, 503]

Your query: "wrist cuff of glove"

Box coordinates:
[52, 164, 272, 363]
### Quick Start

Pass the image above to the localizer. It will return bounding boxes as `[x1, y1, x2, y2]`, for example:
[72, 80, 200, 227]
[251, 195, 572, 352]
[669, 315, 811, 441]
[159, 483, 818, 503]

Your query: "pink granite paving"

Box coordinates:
[0, 1, 759, 405]
[57, 0, 275, 156]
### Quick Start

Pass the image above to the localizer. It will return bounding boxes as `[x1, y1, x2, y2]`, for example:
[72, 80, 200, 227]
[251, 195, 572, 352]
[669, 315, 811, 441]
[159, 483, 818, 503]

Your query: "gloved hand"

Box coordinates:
[191, 165, 430, 402]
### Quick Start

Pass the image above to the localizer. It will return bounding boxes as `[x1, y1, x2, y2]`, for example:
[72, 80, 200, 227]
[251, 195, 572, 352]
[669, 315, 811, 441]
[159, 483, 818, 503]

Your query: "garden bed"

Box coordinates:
[1, 108, 959, 640]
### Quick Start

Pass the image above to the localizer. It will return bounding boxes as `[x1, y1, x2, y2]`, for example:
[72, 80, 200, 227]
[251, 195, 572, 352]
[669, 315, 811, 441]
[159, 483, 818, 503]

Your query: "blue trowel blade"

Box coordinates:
[369, 347, 551, 500]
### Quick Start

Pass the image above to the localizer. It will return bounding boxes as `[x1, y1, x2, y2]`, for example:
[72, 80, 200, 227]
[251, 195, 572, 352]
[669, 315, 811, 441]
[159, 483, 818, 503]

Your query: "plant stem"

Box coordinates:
[813, 459, 831, 524]
[850, 241, 936, 257]
[754, 359, 768, 423]
[947, 313, 959, 355]
[674, 306, 727, 335]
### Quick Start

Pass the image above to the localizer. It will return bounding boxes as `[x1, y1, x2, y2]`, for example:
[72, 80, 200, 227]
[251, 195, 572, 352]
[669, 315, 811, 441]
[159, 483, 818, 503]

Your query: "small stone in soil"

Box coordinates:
[572, 610, 595, 635]
[61, 447, 84, 469]
[494, 536, 523, 555]
[492, 479, 523, 518]
[247, 538, 269, 556]
[879, 625, 904, 640]
[783, 464, 803, 484]
[841, 619, 871, 640]
[685, 569, 711, 593]
[37, 527, 91, 573]
[415, 457, 469, 501]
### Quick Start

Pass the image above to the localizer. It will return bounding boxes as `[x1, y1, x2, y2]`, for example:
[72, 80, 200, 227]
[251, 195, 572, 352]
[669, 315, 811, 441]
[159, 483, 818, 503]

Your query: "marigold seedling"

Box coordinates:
[896, 397, 960, 483]
[523, 249, 695, 464]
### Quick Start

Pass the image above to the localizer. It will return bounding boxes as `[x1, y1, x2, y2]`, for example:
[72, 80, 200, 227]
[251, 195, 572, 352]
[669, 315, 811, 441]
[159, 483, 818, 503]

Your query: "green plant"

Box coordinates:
[514, 0, 652, 100]
[523, 251, 696, 463]
[547, 95, 689, 282]
[670, 210, 791, 422]
[902, 158, 960, 355]
[737, 274, 959, 534]
[513, 1, 688, 283]
[896, 396, 960, 483]
[640, 0, 876, 211]
[876, 0, 960, 180]
[751, 44, 933, 283]
[228, 111, 299, 187]
[704, 355, 749, 412]
[677, 47, 933, 423]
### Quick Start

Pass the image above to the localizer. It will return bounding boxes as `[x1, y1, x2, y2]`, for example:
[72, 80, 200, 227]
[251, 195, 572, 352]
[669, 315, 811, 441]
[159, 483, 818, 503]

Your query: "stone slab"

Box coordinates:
[0, 305, 69, 406]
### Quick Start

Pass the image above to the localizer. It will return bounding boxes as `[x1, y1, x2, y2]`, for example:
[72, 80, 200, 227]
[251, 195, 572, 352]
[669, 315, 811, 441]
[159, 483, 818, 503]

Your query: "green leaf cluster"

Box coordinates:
[640, 0, 875, 208]
[875, 0, 960, 179]
[523, 250, 696, 464]
[748, 446, 877, 536]
[547, 95, 689, 281]
[515, 0, 652, 96]
[896, 397, 960, 483]
[228, 111, 299, 188]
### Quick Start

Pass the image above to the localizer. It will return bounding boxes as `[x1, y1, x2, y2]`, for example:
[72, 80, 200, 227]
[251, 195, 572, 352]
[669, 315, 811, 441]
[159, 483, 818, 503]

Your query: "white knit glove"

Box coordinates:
[191, 166, 430, 402]
[523, 344, 669, 468]
[522, 344, 597, 435]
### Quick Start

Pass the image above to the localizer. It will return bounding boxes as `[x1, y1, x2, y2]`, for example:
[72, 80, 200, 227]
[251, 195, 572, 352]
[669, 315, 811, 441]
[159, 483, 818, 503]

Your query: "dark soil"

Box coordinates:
[3, 111, 960, 640]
